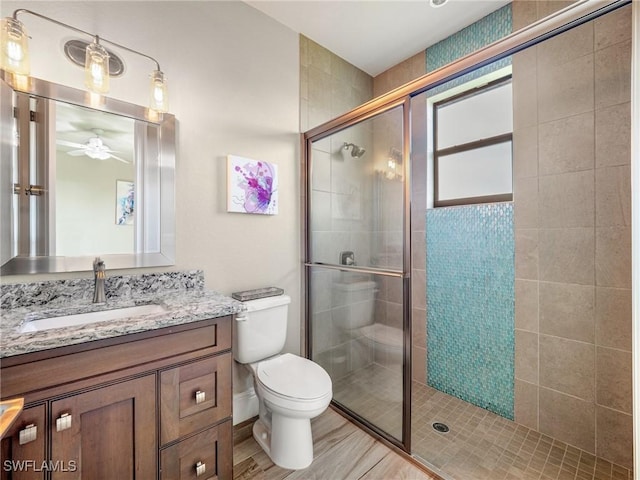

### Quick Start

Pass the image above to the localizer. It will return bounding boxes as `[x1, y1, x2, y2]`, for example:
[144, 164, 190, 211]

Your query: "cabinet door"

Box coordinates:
[0, 404, 46, 480]
[50, 375, 156, 480]
[160, 420, 232, 480]
[160, 353, 232, 445]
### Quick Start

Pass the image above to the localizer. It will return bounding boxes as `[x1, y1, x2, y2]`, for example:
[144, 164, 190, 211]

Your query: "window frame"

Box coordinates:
[433, 75, 513, 208]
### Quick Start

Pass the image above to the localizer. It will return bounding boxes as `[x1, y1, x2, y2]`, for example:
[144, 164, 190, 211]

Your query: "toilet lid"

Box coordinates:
[256, 353, 331, 400]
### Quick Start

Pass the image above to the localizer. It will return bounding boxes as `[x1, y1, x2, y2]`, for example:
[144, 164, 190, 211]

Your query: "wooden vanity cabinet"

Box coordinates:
[0, 316, 233, 480]
[0, 404, 46, 480]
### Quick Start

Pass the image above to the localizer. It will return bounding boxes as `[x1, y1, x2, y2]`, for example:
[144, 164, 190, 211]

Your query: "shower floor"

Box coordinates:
[332, 364, 633, 480]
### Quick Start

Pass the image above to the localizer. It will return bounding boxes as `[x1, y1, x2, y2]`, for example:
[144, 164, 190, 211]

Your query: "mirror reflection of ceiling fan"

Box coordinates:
[57, 129, 131, 163]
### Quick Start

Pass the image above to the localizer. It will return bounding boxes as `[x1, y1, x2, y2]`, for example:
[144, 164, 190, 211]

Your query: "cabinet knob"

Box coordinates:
[56, 413, 72, 432]
[195, 461, 206, 477]
[19, 424, 37, 445]
[195, 390, 206, 404]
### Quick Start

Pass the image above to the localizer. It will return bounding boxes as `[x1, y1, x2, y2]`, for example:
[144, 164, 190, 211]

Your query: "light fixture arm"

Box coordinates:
[12, 9, 162, 71]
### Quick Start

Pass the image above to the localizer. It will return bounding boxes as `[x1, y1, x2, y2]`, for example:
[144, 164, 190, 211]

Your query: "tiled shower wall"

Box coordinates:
[426, 204, 515, 419]
[512, 2, 632, 468]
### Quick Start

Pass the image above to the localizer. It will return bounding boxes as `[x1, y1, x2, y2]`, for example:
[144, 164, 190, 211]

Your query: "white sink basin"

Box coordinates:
[19, 304, 168, 333]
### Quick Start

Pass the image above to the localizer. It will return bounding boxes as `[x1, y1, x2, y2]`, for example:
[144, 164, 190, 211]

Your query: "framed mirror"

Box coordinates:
[0, 73, 176, 274]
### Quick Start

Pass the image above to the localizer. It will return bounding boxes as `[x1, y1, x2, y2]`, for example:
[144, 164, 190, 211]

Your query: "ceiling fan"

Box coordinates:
[57, 130, 130, 163]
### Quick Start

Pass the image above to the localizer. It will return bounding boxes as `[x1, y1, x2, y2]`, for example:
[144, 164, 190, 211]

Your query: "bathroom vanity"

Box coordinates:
[0, 271, 243, 480]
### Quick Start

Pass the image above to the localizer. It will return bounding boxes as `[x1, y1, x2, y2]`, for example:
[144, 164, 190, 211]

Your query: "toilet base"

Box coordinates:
[252, 414, 314, 470]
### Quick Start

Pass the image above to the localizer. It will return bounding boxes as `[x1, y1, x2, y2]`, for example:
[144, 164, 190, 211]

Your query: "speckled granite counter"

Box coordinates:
[0, 270, 245, 358]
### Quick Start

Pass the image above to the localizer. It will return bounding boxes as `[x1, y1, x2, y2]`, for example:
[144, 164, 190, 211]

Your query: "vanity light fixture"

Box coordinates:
[0, 9, 169, 113]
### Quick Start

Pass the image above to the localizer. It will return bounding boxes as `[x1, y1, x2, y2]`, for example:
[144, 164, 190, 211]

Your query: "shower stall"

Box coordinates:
[304, 1, 635, 479]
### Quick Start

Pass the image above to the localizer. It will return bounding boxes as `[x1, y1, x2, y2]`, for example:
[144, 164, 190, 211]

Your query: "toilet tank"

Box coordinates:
[233, 294, 291, 364]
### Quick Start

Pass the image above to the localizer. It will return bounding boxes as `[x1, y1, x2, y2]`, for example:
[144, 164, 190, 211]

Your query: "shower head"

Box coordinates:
[342, 142, 366, 158]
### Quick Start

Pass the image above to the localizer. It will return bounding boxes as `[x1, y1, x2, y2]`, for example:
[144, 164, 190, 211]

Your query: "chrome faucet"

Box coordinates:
[93, 257, 106, 304]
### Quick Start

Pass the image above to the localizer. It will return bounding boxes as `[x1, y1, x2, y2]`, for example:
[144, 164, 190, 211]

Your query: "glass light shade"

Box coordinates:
[149, 70, 168, 113]
[0, 17, 30, 75]
[84, 41, 110, 94]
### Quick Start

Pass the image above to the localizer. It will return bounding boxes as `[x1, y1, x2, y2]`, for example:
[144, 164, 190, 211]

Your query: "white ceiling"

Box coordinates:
[246, 0, 511, 77]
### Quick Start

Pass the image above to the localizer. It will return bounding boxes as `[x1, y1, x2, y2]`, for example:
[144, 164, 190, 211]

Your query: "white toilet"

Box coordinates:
[233, 294, 332, 470]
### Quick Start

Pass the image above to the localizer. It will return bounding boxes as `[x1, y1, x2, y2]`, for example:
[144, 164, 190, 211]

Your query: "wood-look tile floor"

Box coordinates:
[233, 408, 439, 480]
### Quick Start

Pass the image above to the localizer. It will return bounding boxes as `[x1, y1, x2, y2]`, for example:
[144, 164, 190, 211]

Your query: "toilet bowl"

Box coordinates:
[233, 293, 332, 470]
[248, 353, 332, 469]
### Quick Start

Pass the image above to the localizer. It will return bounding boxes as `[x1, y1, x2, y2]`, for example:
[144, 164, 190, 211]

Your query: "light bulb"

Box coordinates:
[84, 41, 109, 94]
[0, 17, 30, 75]
[149, 70, 168, 113]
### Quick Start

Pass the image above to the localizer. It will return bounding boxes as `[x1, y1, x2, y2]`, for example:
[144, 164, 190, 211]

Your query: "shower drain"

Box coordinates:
[432, 422, 450, 433]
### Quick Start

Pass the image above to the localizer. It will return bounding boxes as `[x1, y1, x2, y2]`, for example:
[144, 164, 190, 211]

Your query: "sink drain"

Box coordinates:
[432, 422, 450, 433]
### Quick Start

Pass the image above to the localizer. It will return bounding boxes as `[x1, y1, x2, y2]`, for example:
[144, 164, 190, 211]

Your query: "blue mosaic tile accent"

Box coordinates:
[425, 4, 512, 96]
[426, 203, 514, 419]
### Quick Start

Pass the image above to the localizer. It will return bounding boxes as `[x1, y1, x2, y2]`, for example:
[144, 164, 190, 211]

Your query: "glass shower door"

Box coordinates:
[305, 102, 409, 447]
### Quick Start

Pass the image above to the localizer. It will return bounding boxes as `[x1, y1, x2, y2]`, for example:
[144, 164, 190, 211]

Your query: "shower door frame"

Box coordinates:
[302, 0, 635, 466]
[303, 96, 413, 453]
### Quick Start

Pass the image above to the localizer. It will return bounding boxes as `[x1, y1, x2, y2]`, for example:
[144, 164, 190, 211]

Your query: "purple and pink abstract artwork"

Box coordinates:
[227, 155, 278, 215]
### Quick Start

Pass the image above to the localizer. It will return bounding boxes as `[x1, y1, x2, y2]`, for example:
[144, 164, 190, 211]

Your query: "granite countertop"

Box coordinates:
[0, 271, 245, 358]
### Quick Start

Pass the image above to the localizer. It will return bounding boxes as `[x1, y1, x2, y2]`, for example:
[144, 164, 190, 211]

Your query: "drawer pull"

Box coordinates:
[56, 413, 72, 432]
[195, 461, 206, 476]
[19, 424, 37, 445]
[195, 390, 206, 404]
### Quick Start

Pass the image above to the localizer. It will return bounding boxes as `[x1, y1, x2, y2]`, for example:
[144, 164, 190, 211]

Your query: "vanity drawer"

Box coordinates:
[160, 353, 232, 445]
[160, 420, 232, 480]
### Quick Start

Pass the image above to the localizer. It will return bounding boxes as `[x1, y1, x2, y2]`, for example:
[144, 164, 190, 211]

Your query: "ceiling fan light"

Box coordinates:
[85, 40, 110, 94]
[0, 17, 30, 76]
[149, 70, 168, 113]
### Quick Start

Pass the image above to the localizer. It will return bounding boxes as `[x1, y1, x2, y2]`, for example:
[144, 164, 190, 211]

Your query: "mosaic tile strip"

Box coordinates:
[426, 203, 514, 419]
[425, 4, 512, 96]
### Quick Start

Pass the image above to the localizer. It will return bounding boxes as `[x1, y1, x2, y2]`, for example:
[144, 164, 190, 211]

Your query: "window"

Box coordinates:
[433, 77, 513, 207]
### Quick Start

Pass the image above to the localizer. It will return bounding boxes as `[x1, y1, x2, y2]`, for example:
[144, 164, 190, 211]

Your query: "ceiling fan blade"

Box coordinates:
[67, 149, 87, 156]
[56, 139, 86, 149]
[109, 154, 131, 164]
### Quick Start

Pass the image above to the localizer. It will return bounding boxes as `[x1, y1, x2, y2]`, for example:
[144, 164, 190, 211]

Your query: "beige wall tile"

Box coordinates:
[412, 269, 426, 310]
[412, 308, 426, 349]
[595, 102, 631, 168]
[537, 1, 578, 18]
[539, 335, 594, 401]
[513, 126, 538, 179]
[538, 111, 594, 175]
[412, 345, 427, 385]
[373, 51, 425, 97]
[538, 170, 594, 229]
[596, 287, 632, 351]
[308, 38, 331, 74]
[539, 282, 594, 343]
[514, 177, 539, 229]
[515, 329, 539, 383]
[515, 380, 538, 431]
[595, 226, 631, 288]
[513, 57, 538, 129]
[515, 279, 539, 332]
[594, 4, 632, 50]
[512, 0, 538, 31]
[516, 229, 539, 280]
[537, 22, 593, 68]
[539, 387, 595, 453]
[538, 54, 594, 123]
[596, 406, 633, 469]
[539, 228, 594, 285]
[412, 233, 426, 271]
[596, 347, 632, 414]
[595, 40, 631, 110]
[595, 165, 631, 227]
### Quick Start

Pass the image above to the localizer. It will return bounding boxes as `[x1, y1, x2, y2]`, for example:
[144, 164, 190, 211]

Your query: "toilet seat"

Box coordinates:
[255, 353, 331, 401]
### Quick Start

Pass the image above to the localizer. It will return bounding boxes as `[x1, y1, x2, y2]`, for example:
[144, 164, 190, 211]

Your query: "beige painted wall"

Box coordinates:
[1, 1, 302, 354]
